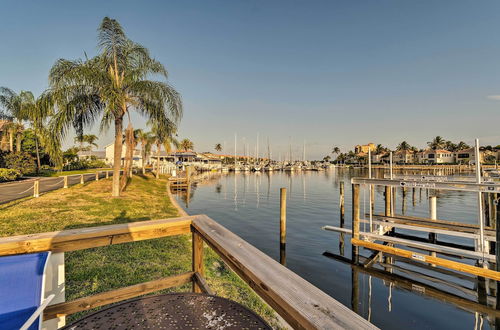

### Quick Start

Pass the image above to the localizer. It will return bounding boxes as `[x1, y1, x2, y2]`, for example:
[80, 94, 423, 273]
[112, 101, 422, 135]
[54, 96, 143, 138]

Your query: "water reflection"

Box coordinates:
[172, 168, 498, 329]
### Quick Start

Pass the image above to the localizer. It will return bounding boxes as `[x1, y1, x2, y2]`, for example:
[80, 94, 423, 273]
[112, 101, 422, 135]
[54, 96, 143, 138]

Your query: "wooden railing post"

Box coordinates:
[80, 174, 84, 184]
[63, 176, 68, 189]
[33, 179, 40, 198]
[95, 171, 99, 181]
[192, 230, 204, 293]
[106, 170, 109, 179]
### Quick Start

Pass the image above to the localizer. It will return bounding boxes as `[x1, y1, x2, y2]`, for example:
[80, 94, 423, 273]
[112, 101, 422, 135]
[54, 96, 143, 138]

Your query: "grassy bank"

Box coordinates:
[0, 174, 280, 327]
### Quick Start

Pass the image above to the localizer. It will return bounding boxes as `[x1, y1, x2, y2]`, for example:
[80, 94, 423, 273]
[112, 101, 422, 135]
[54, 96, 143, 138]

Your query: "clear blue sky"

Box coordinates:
[1, 0, 500, 159]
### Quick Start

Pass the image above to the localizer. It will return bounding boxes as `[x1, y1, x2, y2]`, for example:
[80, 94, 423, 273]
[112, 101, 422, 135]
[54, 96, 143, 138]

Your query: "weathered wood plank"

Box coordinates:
[352, 238, 500, 281]
[43, 272, 194, 320]
[192, 229, 204, 293]
[193, 214, 377, 330]
[193, 272, 214, 295]
[0, 216, 194, 256]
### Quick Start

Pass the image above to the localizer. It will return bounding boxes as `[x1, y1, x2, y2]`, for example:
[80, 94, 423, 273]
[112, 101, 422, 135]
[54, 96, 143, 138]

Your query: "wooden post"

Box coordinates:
[192, 230, 204, 293]
[33, 180, 40, 198]
[280, 188, 287, 247]
[95, 171, 99, 181]
[340, 182, 345, 224]
[106, 170, 109, 179]
[412, 188, 416, 207]
[63, 176, 68, 189]
[385, 186, 391, 217]
[80, 174, 84, 185]
[352, 184, 360, 264]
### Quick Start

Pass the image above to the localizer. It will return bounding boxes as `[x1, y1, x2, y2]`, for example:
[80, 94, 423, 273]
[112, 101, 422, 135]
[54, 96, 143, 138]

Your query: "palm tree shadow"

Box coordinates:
[63, 210, 150, 230]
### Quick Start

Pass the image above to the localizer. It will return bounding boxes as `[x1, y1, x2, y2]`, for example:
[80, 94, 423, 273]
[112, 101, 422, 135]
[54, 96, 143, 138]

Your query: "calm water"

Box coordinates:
[174, 168, 494, 329]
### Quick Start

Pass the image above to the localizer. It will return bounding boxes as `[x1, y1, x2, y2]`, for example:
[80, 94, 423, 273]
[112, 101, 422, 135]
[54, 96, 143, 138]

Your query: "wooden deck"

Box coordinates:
[0, 215, 376, 330]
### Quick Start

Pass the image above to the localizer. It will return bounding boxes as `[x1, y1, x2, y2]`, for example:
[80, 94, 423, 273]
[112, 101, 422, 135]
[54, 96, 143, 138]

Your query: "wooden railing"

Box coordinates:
[0, 215, 376, 330]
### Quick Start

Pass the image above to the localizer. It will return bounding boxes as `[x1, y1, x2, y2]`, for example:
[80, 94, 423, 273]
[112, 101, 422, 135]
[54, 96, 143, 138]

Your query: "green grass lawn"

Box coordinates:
[0, 174, 280, 327]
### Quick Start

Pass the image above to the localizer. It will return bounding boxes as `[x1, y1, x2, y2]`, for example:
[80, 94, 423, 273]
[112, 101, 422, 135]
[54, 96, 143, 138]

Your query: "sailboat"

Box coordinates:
[252, 133, 261, 171]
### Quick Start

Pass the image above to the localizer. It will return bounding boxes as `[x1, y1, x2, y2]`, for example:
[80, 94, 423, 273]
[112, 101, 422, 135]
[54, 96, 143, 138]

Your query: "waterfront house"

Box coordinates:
[104, 143, 144, 167]
[394, 150, 416, 164]
[354, 143, 376, 154]
[418, 149, 454, 164]
[371, 152, 387, 164]
[77, 150, 106, 161]
[454, 148, 483, 164]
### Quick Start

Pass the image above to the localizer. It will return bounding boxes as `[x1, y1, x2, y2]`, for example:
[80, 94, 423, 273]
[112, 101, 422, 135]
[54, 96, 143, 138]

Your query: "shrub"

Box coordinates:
[0, 168, 21, 182]
[4, 152, 36, 175]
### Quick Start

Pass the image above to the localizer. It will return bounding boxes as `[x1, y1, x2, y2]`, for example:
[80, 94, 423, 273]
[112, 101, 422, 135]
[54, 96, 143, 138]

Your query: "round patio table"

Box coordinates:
[62, 293, 272, 329]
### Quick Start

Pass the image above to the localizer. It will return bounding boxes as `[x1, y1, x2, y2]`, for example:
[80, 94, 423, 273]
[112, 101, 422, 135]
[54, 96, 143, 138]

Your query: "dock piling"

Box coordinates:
[280, 187, 287, 265]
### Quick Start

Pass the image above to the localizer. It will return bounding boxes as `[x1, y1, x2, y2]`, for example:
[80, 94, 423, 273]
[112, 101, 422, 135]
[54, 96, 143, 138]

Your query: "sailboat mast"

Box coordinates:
[267, 137, 271, 163]
[256, 132, 259, 164]
[234, 133, 237, 167]
[303, 140, 306, 162]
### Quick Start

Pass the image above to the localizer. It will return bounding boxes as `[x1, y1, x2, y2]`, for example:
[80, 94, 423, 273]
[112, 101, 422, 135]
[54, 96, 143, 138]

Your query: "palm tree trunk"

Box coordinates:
[112, 117, 123, 197]
[156, 143, 161, 179]
[142, 148, 146, 175]
[9, 130, 13, 152]
[121, 124, 134, 190]
[16, 133, 22, 152]
[35, 135, 41, 172]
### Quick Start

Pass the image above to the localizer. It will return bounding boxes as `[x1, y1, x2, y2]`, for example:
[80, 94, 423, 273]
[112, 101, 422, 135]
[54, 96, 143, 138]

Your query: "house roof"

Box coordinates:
[422, 149, 452, 154]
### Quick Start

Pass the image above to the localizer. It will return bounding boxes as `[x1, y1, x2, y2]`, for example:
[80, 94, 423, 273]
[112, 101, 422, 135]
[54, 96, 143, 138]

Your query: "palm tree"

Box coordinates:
[49, 17, 182, 196]
[332, 146, 340, 155]
[0, 87, 24, 152]
[396, 141, 411, 151]
[18, 91, 54, 170]
[136, 129, 153, 174]
[74, 135, 85, 152]
[374, 144, 386, 154]
[151, 120, 178, 179]
[179, 138, 194, 151]
[83, 134, 98, 157]
[456, 141, 470, 150]
[427, 136, 446, 150]
[215, 143, 222, 152]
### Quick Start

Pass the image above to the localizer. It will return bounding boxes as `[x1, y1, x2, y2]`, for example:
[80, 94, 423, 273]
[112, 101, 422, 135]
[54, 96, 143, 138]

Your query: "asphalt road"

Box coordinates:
[0, 171, 110, 204]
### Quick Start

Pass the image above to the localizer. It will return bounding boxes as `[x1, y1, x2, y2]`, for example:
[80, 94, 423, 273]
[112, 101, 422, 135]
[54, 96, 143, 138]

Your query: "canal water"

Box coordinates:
[174, 168, 492, 329]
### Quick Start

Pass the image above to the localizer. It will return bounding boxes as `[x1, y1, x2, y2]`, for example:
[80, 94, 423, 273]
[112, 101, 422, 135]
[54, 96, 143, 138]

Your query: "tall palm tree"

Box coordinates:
[0, 87, 24, 152]
[179, 138, 193, 151]
[136, 129, 153, 174]
[74, 135, 86, 152]
[396, 141, 411, 151]
[18, 91, 54, 170]
[215, 143, 222, 152]
[456, 141, 470, 150]
[151, 120, 178, 179]
[444, 140, 457, 152]
[83, 134, 98, 156]
[427, 136, 446, 150]
[332, 146, 340, 155]
[49, 17, 182, 196]
[374, 144, 386, 154]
